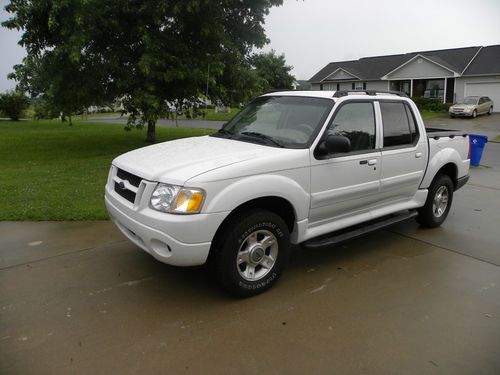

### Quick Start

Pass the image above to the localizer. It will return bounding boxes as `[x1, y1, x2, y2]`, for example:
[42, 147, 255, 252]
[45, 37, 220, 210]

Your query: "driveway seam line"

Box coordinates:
[0, 239, 127, 271]
[387, 229, 500, 268]
[467, 182, 500, 192]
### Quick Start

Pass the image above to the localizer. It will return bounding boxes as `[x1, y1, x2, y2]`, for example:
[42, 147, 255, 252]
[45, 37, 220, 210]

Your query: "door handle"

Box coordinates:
[415, 152, 423, 158]
[367, 159, 377, 166]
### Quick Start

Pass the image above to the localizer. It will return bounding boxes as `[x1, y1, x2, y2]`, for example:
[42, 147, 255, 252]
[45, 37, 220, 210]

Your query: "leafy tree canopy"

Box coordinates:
[250, 50, 295, 92]
[3, 0, 283, 141]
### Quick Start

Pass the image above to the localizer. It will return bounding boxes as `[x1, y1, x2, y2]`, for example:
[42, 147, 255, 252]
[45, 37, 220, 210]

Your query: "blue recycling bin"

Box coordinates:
[469, 134, 488, 167]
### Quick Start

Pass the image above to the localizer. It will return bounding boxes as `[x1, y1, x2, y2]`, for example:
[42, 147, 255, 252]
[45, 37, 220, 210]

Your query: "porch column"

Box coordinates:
[410, 79, 414, 97]
[443, 78, 447, 104]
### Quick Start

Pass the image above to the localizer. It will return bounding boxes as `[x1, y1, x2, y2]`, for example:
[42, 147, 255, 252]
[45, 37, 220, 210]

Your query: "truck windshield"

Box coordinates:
[211, 96, 334, 148]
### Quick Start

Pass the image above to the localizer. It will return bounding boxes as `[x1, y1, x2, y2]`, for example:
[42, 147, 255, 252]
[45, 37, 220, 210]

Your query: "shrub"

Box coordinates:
[0, 91, 30, 120]
[411, 96, 449, 112]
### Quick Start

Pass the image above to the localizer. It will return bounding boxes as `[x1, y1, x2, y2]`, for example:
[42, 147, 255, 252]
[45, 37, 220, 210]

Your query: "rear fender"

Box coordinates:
[420, 147, 468, 188]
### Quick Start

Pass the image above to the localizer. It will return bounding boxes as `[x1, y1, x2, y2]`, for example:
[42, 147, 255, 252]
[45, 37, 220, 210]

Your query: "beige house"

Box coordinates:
[309, 45, 500, 111]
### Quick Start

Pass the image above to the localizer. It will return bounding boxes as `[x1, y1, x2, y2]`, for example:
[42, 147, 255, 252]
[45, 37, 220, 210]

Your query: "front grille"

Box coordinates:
[116, 168, 142, 187]
[114, 181, 136, 203]
[114, 168, 142, 204]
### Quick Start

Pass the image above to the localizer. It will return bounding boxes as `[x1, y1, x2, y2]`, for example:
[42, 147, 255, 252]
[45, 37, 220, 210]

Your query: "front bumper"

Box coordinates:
[449, 110, 472, 117]
[105, 178, 229, 266]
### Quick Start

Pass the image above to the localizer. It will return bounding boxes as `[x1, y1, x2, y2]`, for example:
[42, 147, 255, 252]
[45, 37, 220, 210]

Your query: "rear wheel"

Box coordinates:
[488, 107, 493, 115]
[215, 210, 290, 297]
[417, 174, 454, 228]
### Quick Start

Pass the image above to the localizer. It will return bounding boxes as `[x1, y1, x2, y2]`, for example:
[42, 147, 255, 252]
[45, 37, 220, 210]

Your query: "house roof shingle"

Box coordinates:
[463, 45, 500, 75]
[309, 46, 490, 82]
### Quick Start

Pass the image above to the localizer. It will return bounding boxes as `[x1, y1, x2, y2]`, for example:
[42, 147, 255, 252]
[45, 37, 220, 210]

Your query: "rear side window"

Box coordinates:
[327, 102, 375, 152]
[381, 102, 419, 148]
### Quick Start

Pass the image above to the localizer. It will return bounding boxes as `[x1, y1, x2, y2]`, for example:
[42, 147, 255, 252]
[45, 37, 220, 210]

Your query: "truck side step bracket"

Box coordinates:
[302, 210, 418, 249]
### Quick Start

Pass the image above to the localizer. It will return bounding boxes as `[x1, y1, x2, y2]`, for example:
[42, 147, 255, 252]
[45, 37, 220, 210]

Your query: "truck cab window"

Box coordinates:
[381, 102, 414, 147]
[327, 102, 375, 152]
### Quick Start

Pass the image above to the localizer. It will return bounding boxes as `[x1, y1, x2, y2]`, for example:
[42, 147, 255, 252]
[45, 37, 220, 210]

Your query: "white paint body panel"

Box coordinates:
[105, 91, 470, 266]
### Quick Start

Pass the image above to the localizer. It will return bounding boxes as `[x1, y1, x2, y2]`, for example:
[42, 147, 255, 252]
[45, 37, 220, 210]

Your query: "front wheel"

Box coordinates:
[215, 210, 290, 297]
[416, 174, 454, 228]
[472, 109, 477, 118]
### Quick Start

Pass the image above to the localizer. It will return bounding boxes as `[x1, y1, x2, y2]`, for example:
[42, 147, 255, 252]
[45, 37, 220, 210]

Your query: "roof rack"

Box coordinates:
[333, 90, 408, 98]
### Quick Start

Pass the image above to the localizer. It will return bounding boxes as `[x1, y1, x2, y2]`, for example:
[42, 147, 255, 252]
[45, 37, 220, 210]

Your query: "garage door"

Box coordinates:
[465, 82, 500, 112]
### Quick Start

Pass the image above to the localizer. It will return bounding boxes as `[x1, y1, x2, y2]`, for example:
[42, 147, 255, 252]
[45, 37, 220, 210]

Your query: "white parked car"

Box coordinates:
[105, 90, 470, 297]
[449, 96, 494, 118]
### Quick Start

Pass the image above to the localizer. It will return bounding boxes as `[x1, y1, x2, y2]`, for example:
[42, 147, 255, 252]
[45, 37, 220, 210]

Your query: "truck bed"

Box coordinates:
[425, 127, 468, 139]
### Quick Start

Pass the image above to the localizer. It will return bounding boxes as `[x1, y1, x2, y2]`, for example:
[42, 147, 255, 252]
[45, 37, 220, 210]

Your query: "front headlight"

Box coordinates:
[150, 183, 205, 214]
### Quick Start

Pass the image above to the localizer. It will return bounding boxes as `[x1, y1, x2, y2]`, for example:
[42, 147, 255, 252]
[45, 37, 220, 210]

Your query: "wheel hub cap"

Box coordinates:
[250, 247, 265, 263]
[236, 229, 279, 281]
[432, 186, 449, 218]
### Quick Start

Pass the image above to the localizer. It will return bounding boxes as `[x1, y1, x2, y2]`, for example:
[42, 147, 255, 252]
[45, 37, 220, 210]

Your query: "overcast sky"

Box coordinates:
[1, 0, 500, 91]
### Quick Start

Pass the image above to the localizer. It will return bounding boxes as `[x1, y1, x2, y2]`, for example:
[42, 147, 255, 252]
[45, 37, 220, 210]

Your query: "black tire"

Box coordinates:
[488, 107, 493, 115]
[416, 174, 454, 228]
[449, 113, 455, 118]
[472, 109, 477, 118]
[215, 210, 290, 297]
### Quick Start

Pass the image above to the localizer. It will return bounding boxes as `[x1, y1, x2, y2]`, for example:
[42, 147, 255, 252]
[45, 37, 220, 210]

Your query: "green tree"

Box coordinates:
[0, 91, 30, 120]
[250, 50, 295, 93]
[3, 0, 283, 142]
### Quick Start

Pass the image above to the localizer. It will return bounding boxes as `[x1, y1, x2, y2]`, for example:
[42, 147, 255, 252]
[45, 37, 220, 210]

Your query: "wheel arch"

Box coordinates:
[207, 196, 296, 262]
[435, 162, 458, 188]
[420, 144, 467, 189]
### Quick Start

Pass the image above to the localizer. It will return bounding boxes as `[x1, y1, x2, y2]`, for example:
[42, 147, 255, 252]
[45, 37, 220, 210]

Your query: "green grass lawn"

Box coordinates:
[172, 107, 239, 122]
[420, 110, 448, 121]
[202, 108, 239, 121]
[78, 112, 122, 120]
[0, 119, 214, 221]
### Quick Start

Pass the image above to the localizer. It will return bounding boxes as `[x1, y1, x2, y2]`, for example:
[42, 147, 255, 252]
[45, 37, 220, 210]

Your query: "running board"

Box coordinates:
[302, 210, 418, 249]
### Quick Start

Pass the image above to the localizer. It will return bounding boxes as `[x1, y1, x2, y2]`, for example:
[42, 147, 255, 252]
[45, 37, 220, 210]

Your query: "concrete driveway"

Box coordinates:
[425, 113, 500, 141]
[2, 133, 500, 374]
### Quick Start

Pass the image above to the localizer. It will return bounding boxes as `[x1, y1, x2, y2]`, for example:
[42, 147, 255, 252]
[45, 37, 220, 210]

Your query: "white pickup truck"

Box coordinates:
[105, 90, 470, 297]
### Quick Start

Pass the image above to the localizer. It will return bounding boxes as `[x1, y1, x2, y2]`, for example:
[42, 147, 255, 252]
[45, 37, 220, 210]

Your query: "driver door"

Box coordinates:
[309, 100, 382, 227]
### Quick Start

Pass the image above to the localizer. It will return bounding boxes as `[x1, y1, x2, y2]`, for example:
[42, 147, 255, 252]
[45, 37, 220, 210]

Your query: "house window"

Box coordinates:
[337, 83, 340, 91]
[423, 79, 444, 100]
[352, 82, 366, 91]
[322, 83, 336, 90]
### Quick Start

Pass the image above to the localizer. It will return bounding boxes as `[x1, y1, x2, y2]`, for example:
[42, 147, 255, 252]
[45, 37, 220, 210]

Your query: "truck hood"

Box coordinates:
[112, 135, 289, 185]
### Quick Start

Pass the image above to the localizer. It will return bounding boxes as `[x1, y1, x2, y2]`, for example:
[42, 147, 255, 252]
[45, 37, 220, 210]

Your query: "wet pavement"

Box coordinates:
[2, 137, 500, 375]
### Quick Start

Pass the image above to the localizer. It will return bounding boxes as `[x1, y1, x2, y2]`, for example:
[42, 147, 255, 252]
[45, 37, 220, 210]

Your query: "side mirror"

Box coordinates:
[316, 135, 351, 157]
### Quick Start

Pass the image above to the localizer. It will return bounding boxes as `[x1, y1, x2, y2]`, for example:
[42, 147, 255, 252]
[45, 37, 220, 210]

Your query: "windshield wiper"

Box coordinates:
[212, 128, 234, 138]
[241, 131, 284, 148]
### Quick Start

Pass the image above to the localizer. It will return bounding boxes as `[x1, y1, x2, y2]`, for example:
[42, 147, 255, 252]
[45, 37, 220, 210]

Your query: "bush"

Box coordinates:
[411, 96, 450, 112]
[0, 91, 30, 120]
[32, 97, 58, 120]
